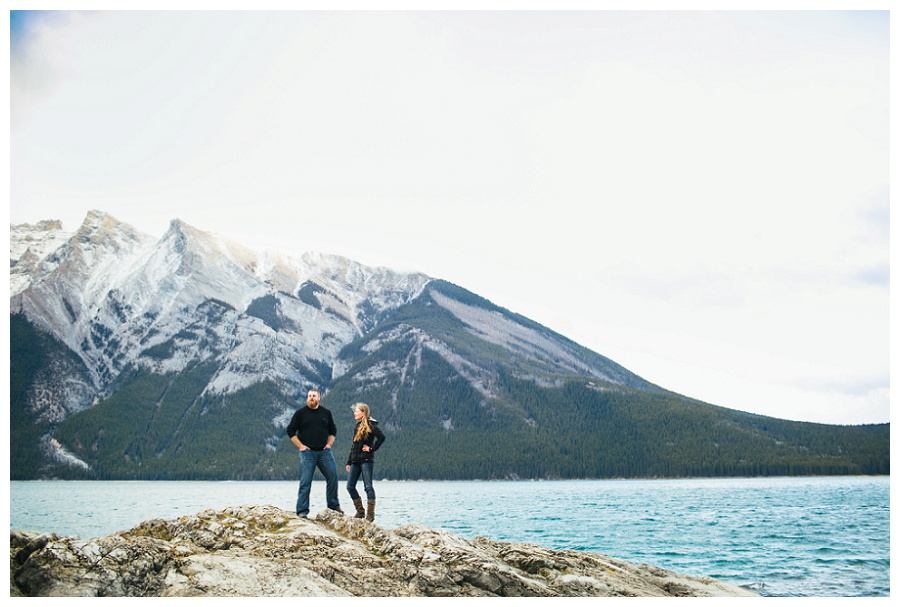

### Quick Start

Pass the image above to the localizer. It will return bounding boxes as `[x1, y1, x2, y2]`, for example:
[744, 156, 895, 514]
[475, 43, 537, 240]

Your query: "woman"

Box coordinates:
[345, 403, 386, 521]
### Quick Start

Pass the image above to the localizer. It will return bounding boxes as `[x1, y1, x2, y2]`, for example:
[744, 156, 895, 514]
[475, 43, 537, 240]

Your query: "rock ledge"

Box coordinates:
[10, 504, 756, 597]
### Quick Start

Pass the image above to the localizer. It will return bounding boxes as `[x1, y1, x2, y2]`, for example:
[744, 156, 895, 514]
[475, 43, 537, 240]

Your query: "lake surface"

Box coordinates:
[9, 476, 889, 597]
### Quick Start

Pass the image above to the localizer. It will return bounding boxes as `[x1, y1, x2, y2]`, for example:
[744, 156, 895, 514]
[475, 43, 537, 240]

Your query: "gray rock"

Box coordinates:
[10, 505, 756, 597]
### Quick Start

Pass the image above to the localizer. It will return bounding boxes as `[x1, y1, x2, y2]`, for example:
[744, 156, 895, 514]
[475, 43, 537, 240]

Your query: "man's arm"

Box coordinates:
[325, 410, 337, 449]
[287, 411, 307, 450]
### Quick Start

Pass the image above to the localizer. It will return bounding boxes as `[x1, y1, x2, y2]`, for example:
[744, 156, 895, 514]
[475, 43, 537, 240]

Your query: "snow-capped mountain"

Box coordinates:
[10, 211, 889, 481]
[11, 210, 431, 398]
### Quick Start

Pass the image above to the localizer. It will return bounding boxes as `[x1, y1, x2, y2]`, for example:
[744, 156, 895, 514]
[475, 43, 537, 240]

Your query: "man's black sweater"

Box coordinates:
[286, 405, 337, 450]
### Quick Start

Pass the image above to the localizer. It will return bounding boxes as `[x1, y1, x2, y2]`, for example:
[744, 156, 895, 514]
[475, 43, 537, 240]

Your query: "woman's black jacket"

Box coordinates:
[346, 419, 386, 465]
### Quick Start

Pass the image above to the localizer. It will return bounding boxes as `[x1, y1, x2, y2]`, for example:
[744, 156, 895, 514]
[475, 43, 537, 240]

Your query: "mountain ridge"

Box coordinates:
[10, 211, 889, 480]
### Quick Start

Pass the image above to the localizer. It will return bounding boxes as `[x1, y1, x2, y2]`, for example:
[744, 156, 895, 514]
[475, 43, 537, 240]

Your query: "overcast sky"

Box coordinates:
[7, 7, 890, 425]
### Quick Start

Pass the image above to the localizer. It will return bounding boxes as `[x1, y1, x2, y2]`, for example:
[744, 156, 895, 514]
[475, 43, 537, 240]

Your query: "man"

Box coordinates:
[286, 389, 343, 517]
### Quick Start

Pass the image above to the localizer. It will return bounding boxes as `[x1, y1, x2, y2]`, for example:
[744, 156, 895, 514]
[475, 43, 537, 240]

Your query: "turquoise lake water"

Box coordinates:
[9, 476, 889, 597]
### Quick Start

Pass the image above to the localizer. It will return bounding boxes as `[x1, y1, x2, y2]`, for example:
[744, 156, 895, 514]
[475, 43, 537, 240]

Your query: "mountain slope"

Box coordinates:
[9, 212, 889, 480]
[322, 280, 889, 479]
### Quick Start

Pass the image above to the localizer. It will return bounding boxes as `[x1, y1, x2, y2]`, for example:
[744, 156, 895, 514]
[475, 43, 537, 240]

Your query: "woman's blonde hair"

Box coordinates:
[353, 403, 372, 442]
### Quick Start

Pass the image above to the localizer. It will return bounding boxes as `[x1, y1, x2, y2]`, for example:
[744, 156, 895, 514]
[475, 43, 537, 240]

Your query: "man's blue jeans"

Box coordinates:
[346, 462, 375, 500]
[296, 448, 340, 516]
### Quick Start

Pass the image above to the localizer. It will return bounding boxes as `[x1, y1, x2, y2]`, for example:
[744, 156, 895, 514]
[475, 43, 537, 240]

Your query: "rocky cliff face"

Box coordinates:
[10, 505, 755, 597]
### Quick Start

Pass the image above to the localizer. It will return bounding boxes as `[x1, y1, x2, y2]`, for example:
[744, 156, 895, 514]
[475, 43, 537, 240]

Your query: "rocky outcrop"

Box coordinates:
[10, 505, 756, 597]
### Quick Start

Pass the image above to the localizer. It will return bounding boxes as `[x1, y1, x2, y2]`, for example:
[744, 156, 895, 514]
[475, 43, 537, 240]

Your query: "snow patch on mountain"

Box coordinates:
[430, 290, 616, 384]
[423, 338, 498, 400]
[25, 374, 95, 425]
[10, 220, 72, 295]
[43, 436, 92, 471]
[354, 360, 405, 385]
[353, 322, 498, 400]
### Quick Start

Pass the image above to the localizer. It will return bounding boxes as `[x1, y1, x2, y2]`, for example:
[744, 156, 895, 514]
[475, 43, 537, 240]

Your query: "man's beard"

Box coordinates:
[307, 399, 319, 408]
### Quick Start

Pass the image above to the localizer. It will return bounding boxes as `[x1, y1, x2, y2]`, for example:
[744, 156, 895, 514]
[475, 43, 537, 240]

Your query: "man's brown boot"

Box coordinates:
[366, 499, 376, 522]
[352, 498, 365, 519]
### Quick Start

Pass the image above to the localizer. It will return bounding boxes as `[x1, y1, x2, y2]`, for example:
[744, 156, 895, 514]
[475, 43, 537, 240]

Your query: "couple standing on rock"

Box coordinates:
[286, 389, 386, 522]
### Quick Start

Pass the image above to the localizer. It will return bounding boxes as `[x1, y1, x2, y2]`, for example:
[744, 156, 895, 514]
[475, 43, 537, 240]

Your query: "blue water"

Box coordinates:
[9, 476, 889, 597]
